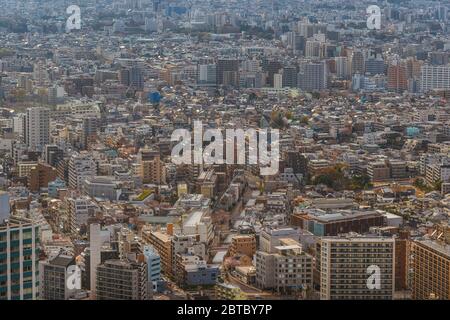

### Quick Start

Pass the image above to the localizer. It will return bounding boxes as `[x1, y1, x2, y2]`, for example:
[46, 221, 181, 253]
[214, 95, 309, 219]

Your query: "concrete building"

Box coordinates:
[411, 239, 450, 300]
[25, 107, 50, 151]
[255, 238, 313, 292]
[181, 209, 213, 244]
[96, 259, 148, 300]
[138, 148, 166, 185]
[29, 163, 57, 193]
[68, 152, 97, 190]
[142, 228, 172, 276]
[0, 216, 40, 300]
[82, 176, 121, 201]
[228, 235, 256, 258]
[39, 254, 77, 300]
[0, 191, 10, 223]
[319, 236, 395, 300]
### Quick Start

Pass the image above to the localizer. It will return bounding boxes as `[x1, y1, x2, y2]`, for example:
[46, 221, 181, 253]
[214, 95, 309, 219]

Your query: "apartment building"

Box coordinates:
[255, 238, 313, 292]
[319, 236, 395, 300]
[0, 216, 40, 300]
[96, 259, 148, 300]
[411, 239, 450, 300]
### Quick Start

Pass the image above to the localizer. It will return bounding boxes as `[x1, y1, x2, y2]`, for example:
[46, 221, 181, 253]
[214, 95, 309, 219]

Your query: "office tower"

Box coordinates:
[96, 258, 148, 300]
[274, 73, 283, 88]
[81, 117, 98, 150]
[0, 191, 9, 223]
[197, 64, 217, 86]
[255, 238, 313, 292]
[119, 68, 130, 86]
[420, 65, 450, 92]
[39, 254, 77, 300]
[319, 236, 395, 300]
[294, 35, 306, 55]
[217, 58, 239, 87]
[138, 147, 166, 184]
[351, 50, 365, 75]
[335, 57, 349, 80]
[68, 152, 97, 190]
[365, 55, 385, 76]
[130, 66, 144, 90]
[43, 145, 64, 167]
[282, 67, 298, 88]
[25, 107, 50, 151]
[47, 86, 58, 105]
[298, 61, 328, 91]
[0, 216, 39, 300]
[286, 151, 308, 175]
[263, 60, 283, 87]
[387, 62, 408, 93]
[305, 40, 321, 58]
[411, 239, 450, 299]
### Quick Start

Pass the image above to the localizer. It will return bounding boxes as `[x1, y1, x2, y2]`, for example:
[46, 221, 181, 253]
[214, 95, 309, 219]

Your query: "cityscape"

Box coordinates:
[0, 0, 449, 303]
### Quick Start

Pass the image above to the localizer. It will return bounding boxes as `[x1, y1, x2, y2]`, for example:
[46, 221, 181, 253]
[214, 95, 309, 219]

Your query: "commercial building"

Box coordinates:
[291, 210, 385, 236]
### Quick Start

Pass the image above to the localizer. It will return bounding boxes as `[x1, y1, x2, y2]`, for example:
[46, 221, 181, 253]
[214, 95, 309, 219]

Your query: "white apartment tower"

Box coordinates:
[25, 107, 50, 151]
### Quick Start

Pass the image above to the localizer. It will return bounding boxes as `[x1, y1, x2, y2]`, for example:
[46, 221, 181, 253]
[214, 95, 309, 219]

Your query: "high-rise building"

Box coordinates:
[420, 65, 450, 92]
[25, 107, 50, 151]
[68, 197, 98, 235]
[68, 152, 97, 190]
[351, 50, 365, 75]
[298, 61, 328, 91]
[319, 236, 395, 300]
[217, 59, 239, 87]
[29, 163, 57, 192]
[335, 57, 349, 80]
[130, 66, 144, 90]
[282, 67, 298, 88]
[142, 228, 172, 276]
[0, 191, 9, 223]
[96, 259, 148, 300]
[387, 62, 408, 93]
[263, 60, 283, 87]
[197, 64, 217, 86]
[43, 145, 63, 167]
[81, 117, 98, 150]
[411, 239, 450, 299]
[138, 147, 166, 185]
[39, 254, 77, 300]
[0, 216, 40, 300]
